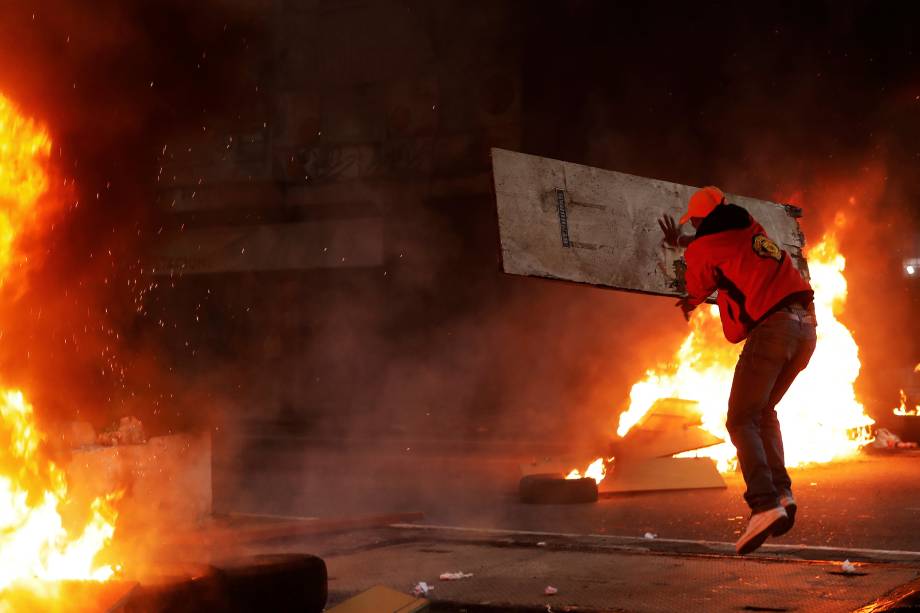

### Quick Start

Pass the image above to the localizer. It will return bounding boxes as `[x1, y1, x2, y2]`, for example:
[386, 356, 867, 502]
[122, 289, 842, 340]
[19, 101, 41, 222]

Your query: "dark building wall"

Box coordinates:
[145, 1, 588, 446]
[141, 0, 920, 448]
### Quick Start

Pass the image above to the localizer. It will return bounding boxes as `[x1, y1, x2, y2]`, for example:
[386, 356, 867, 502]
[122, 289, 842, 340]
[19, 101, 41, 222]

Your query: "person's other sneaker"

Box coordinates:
[735, 506, 788, 555]
[772, 495, 797, 537]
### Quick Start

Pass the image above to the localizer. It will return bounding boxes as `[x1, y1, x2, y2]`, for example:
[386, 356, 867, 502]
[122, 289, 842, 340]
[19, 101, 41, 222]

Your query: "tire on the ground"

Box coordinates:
[211, 553, 327, 613]
[519, 474, 598, 504]
[124, 564, 224, 613]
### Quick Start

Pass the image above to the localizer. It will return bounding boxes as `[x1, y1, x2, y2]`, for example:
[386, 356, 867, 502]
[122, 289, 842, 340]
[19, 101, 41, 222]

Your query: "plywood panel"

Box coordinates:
[600, 457, 726, 493]
[492, 148, 807, 297]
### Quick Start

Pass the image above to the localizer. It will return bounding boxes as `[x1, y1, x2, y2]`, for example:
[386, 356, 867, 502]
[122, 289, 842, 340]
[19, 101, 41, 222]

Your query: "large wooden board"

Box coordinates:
[600, 457, 726, 494]
[492, 148, 807, 297]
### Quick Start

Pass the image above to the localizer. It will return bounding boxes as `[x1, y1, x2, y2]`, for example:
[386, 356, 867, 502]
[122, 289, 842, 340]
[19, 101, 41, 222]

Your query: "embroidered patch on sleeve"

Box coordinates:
[752, 234, 783, 261]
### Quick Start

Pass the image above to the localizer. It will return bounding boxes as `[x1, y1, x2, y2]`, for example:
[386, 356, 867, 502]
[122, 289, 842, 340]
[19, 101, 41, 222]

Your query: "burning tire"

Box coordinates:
[124, 564, 224, 613]
[518, 474, 598, 504]
[211, 553, 327, 613]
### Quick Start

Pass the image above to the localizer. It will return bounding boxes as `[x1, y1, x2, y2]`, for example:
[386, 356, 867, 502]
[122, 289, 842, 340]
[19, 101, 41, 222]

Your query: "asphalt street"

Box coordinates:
[216, 442, 920, 556]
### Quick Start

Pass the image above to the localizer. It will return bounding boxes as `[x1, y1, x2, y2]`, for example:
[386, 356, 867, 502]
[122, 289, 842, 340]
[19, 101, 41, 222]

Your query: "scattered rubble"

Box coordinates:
[97, 416, 147, 446]
[828, 559, 869, 577]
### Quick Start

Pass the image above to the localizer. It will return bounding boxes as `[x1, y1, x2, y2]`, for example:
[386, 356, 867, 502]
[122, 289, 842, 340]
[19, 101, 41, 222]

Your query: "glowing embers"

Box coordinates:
[0, 390, 119, 591]
[616, 232, 874, 473]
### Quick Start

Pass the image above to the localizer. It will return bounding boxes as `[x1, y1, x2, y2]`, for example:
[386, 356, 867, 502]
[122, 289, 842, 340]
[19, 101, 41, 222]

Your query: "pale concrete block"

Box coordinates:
[66, 433, 211, 530]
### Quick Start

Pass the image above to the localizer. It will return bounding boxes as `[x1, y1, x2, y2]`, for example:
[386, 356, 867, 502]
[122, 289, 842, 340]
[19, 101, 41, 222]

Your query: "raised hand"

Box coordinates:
[658, 214, 682, 247]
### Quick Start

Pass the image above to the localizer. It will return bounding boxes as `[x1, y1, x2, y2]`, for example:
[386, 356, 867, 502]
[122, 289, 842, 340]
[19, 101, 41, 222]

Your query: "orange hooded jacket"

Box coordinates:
[683, 204, 813, 343]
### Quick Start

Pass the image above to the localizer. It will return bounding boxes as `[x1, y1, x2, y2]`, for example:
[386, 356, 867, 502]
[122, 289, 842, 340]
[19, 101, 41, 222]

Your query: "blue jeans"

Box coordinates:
[726, 305, 817, 513]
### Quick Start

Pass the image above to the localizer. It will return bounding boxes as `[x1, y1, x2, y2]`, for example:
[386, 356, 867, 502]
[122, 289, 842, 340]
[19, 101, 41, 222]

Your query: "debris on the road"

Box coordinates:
[606, 399, 726, 493]
[644, 532, 658, 540]
[868, 428, 918, 451]
[828, 559, 869, 577]
[439, 571, 473, 581]
[537, 541, 547, 547]
[874, 428, 902, 449]
[544, 585, 558, 595]
[411, 582, 432, 597]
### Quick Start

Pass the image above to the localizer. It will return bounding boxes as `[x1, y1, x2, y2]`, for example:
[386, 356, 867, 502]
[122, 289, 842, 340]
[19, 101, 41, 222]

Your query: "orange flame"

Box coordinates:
[0, 94, 119, 590]
[0, 94, 52, 285]
[0, 391, 120, 590]
[893, 389, 919, 416]
[616, 232, 874, 471]
[565, 457, 608, 484]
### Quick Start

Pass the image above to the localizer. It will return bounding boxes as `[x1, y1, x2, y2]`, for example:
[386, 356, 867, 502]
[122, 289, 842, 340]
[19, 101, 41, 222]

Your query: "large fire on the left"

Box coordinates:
[0, 94, 119, 594]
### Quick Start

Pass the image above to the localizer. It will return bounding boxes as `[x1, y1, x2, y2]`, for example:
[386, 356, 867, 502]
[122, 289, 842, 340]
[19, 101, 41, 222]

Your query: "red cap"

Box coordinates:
[679, 186, 725, 225]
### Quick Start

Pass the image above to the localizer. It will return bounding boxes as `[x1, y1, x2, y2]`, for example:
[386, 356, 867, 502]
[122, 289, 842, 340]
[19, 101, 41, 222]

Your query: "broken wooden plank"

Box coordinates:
[615, 426, 724, 461]
[326, 585, 429, 613]
[492, 148, 808, 297]
[600, 457, 726, 493]
[617, 398, 724, 460]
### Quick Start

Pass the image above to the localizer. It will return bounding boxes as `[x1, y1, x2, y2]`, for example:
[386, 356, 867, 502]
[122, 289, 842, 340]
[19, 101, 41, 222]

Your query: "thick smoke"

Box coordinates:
[0, 1, 917, 521]
[0, 0, 260, 431]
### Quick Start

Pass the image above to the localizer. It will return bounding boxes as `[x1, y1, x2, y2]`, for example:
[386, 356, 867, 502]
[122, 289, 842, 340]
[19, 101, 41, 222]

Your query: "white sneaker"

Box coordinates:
[772, 495, 797, 537]
[736, 506, 788, 555]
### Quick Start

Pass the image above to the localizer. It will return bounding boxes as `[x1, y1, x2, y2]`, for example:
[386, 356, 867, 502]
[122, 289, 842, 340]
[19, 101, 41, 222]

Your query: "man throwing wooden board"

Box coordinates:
[660, 186, 817, 554]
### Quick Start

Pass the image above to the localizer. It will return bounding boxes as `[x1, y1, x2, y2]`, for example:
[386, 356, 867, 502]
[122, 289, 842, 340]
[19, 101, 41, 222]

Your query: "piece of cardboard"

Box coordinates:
[600, 457, 726, 493]
[616, 398, 723, 459]
[327, 585, 429, 613]
[636, 398, 703, 425]
[615, 426, 724, 460]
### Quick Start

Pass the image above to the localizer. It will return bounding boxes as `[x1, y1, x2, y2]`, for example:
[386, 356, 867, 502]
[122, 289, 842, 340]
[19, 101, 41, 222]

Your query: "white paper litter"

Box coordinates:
[644, 532, 658, 540]
[537, 541, 547, 547]
[841, 559, 857, 573]
[544, 585, 558, 595]
[439, 571, 474, 581]
[412, 582, 432, 596]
